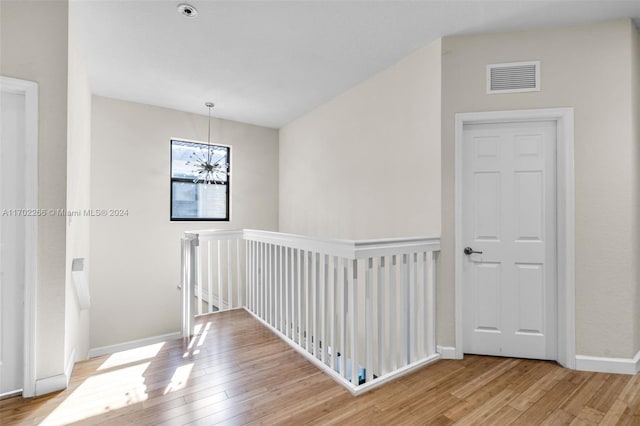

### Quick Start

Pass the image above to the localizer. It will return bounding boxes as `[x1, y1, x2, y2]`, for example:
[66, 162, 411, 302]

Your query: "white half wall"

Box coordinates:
[279, 39, 441, 240]
[90, 96, 279, 350]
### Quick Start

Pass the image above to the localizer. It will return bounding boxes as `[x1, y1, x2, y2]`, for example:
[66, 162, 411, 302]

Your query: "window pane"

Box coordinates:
[171, 140, 228, 183]
[170, 139, 230, 221]
[171, 182, 228, 220]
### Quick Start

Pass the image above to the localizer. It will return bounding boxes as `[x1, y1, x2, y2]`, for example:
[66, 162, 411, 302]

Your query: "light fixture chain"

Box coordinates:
[207, 105, 211, 148]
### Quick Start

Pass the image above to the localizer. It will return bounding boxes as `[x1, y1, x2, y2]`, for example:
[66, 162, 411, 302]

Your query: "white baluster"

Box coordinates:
[349, 259, 358, 386]
[320, 254, 327, 364]
[293, 247, 297, 339]
[278, 246, 286, 332]
[274, 244, 278, 328]
[409, 252, 416, 363]
[246, 240, 251, 311]
[254, 241, 258, 313]
[188, 238, 197, 336]
[280, 245, 284, 332]
[340, 258, 347, 380]
[251, 241, 256, 312]
[279, 245, 284, 330]
[331, 256, 338, 371]
[427, 251, 436, 356]
[237, 239, 242, 308]
[181, 238, 188, 337]
[305, 251, 310, 352]
[207, 240, 213, 314]
[265, 244, 269, 322]
[389, 255, 397, 371]
[269, 243, 272, 321]
[365, 257, 373, 383]
[259, 242, 263, 316]
[417, 251, 425, 358]
[312, 252, 317, 356]
[217, 240, 222, 312]
[273, 244, 278, 327]
[284, 247, 290, 338]
[401, 254, 409, 366]
[269, 244, 273, 325]
[257, 242, 262, 317]
[377, 256, 385, 377]
[298, 249, 303, 346]
[272, 244, 277, 327]
[227, 239, 232, 309]
[196, 240, 202, 316]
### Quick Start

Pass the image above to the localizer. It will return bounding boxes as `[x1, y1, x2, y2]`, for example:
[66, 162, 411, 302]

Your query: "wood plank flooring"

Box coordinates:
[1, 309, 639, 425]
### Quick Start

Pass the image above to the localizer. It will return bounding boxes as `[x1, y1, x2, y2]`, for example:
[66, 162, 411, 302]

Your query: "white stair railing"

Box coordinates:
[180, 229, 440, 395]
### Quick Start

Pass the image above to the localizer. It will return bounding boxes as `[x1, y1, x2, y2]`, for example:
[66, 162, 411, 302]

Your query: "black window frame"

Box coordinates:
[170, 138, 231, 222]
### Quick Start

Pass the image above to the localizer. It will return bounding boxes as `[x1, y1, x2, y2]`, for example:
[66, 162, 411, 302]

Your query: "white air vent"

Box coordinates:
[487, 61, 540, 94]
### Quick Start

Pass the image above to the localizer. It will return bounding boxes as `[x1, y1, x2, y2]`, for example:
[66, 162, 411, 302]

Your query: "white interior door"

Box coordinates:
[0, 90, 26, 395]
[462, 120, 557, 360]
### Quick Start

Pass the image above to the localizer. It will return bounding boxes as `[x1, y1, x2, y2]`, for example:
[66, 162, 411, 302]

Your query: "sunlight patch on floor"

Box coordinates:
[163, 363, 194, 395]
[197, 322, 212, 347]
[98, 342, 165, 371]
[184, 322, 211, 357]
[40, 362, 150, 426]
[186, 323, 203, 352]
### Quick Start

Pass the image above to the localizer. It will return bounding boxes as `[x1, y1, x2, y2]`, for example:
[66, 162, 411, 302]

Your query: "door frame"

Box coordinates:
[454, 108, 575, 369]
[1, 76, 39, 397]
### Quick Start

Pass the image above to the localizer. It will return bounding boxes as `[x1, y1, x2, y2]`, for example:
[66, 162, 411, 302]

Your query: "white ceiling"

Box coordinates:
[72, 1, 640, 129]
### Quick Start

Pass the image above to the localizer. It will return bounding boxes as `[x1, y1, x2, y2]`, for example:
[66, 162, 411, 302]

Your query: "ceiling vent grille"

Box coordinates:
[487, 61, 540, 94]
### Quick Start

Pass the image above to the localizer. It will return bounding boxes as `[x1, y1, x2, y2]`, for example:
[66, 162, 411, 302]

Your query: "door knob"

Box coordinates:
[464, 247, 483, 255]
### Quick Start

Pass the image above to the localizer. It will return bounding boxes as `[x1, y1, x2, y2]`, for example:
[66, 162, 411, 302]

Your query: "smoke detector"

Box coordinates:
[177, 4, 198, 18]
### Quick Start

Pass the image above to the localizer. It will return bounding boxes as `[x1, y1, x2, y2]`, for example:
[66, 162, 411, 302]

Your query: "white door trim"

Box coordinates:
[454, 108, 575, 369]
[1, 76, 39, 397]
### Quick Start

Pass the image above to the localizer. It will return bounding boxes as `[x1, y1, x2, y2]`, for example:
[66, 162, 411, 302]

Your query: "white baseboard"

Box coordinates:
[437, 345, 458, 359]
[575, 350, 640, 375]
[32, 348, 77, 397]
[88, 331, 182, 358]
[0, 389, 22, 399]
[35, 374, 67, 396]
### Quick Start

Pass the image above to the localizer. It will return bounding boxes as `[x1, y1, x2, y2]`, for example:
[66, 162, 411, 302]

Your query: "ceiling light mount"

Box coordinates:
[177, 3, 198, 18]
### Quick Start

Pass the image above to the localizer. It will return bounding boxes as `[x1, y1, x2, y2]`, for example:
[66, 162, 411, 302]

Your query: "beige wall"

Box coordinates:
[1, 0, 69, 380]
[65, 5, 92, 364]
[90, 96, 279, 349]
[441, 19, 638, 358]
[279, 39, 441, 240]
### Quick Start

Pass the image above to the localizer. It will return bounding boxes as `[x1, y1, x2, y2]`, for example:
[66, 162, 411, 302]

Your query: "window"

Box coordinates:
[170, 139, 230, 221]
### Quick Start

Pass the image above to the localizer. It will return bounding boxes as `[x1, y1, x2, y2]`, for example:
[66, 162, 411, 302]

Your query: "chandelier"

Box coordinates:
[187, 102, 229, 185]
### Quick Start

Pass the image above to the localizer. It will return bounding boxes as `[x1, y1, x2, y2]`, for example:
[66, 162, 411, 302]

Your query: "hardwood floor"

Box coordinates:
[2, 309, 639, 425]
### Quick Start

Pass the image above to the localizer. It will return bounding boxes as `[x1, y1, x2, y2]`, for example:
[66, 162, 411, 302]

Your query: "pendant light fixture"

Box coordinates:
[187, 102, 228, 185]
